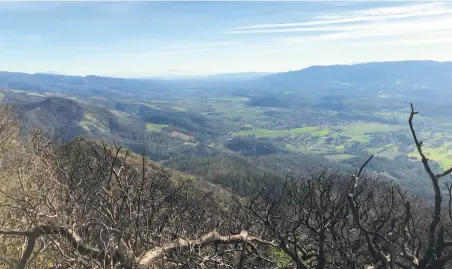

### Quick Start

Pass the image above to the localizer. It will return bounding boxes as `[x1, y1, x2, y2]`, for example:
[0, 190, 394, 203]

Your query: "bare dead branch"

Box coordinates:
[409, 103, 445, 268]
[0, 225, 106, 269]
[137, 230, 275, 267]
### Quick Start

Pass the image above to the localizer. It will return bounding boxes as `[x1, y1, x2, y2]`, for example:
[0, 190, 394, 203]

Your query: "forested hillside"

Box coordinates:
[2, 97, 452, 268]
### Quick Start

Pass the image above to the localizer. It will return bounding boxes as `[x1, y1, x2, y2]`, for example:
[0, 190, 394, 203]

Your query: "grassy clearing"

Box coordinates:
[80, 113, 94, 131]
[184, 141, 198, 146]
[378, 150, 401, 160]
[343, 133, 370, 143]
[326, 154, 355, 161]
[367, 144, 398, 154]
[285, 140, 334, 154]
[332, 122, 405, 144]
[365, 144, 401, 160]
[146, 123, 169, 132]
[291, 126, 319, 134]
[233, 129, 286, 138]
[206, 100, 268, 123]
[233, 126, 327, 138]
[339, 122, 404, 133]
[235, 122, 403, 140]
[285, 144, 311, 153]
[109, 109, 130, 118]
[408, 143, 452, 169]
[335, 145, 345, 150]
[312, 129, 329, 136]
[80, 113, 109, 133]
[285, 144, 299, 151]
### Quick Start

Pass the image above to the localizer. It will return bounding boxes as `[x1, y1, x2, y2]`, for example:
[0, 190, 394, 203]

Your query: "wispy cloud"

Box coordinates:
[230, 3, 449, 32]
[280, 17, 452, 44]
[228, 10, 452, 35]
[227, 2, 452, 48]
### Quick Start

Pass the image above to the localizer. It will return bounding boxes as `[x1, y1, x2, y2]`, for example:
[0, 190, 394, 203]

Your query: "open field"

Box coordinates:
[325, 154, 355, 161]
[146, 123, 169, 132]
[232, 126, 321, 138]
[228, 113, 452, 168]
[408, 142, 452, 169]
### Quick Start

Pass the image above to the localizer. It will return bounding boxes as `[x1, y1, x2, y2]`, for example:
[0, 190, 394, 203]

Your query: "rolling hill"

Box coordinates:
[13, 96, 146, 141]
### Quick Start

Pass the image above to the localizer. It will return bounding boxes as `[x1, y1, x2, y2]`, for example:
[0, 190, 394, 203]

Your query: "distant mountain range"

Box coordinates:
[145, 72, 271, 80]
[278, 61, 452, 80]
[258, 60, 452, 89]
[2, 60, 451, 86]
[2, 60, 452, 102]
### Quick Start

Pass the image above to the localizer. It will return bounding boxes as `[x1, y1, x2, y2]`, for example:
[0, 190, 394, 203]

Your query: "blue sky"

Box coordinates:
[1, 1, 452, 78]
